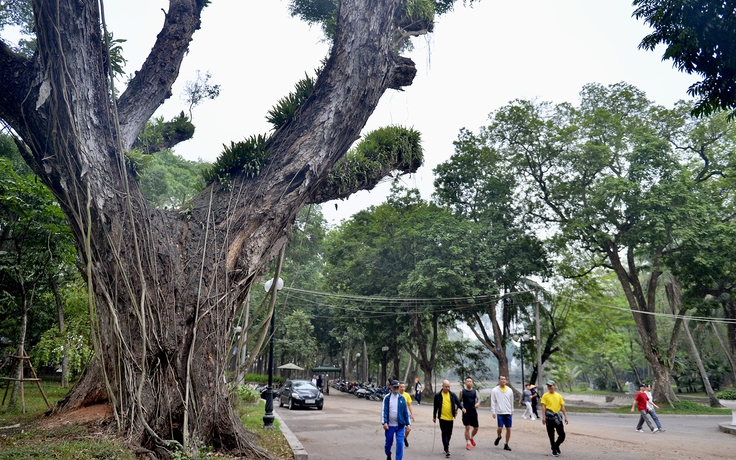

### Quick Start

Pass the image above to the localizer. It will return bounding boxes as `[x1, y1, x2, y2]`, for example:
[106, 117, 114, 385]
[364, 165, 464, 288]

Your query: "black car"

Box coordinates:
[279, 379, 324, 410]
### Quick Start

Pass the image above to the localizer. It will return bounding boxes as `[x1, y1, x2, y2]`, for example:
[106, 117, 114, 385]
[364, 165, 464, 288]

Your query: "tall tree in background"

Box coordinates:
[0, 156, 75, 406]
[0, 0, 450, 455]
[433, 129, 549, 382]
[483, 82, 736, 403]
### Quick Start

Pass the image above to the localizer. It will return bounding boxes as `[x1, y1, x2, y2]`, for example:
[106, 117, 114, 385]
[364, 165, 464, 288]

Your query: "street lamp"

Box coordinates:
[512, 333, 532, 387]
[381, 346, 389, 387]
[262, 275, 284, 429]
[356, 353, 361, 381]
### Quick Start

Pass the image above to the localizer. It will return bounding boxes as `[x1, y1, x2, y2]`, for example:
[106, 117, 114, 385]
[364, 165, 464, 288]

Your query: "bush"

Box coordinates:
[236, 385, 261, 404]
[716, 388, 736, 400]
[243, 373, 285, 385]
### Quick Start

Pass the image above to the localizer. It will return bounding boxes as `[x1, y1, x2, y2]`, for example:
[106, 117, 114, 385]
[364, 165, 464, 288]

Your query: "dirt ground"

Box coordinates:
[277, 390, 736, 459]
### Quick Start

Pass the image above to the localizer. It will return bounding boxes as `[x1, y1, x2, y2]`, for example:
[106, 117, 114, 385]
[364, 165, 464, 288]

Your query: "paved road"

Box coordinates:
[276, 390, 735, 459]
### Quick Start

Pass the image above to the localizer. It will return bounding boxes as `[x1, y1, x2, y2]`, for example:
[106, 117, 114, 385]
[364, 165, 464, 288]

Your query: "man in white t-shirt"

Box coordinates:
[490, 375, 514, 452]
[645, 384, 665, 432]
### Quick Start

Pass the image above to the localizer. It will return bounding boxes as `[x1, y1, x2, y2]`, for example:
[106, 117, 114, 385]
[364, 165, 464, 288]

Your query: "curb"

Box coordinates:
[564, 411, 731, 418]
[718, 423, 736, 435]
[273, 410, 308, 460]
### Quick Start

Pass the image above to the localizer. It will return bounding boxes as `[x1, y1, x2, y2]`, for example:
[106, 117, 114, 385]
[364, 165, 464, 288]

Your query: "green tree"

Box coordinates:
[324, 186, 460, 394]
[633, 0, 736, 118]
[433, 129, 549, 382]
[0, 156, 76, 407]
[276, 309, 317, 368]
[0, 1, 452, 453]
[482, 82, 736, 403]
[137, 148, 207, 209]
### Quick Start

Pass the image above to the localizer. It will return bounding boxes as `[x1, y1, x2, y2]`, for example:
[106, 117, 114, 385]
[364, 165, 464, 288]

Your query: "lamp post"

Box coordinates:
[381, 346, 389, 387]
[512, 333, 532, 387]
[355, 353, 361, 381]
[262, 247, 285, 429]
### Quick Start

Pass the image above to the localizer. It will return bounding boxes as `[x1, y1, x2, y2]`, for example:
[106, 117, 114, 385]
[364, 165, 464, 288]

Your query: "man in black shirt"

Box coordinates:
[460, 377, 480, 451]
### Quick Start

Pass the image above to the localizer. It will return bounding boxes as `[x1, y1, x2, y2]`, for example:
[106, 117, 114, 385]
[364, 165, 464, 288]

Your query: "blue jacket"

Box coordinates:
[382, 393, 411, 427]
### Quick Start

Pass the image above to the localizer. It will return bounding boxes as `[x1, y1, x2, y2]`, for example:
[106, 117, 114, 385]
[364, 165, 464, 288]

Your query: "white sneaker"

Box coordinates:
[522, 416, 527, 419]
[531, 417, 537, 420]
[652, 428, 659, 433]
[636, 429, 644, 433]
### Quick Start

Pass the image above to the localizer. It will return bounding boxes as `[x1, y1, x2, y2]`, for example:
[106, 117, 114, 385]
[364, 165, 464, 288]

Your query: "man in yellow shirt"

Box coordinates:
[398, 382, 415, 447]
[541, 380, 568, 457]
[433, 380, 465, 458]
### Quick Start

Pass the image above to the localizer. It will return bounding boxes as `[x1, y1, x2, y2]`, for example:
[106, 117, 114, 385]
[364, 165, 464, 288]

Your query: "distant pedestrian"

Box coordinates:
[460, 377, 480, 451]
[645, 384, 665, 432]
[490, 375, 514, 452]
[631, 383, 658, 433]
[433, 379, 464, 458]
[382, 380, 411, 460]
[398, 382, 415, 448]
[520, 384, 536, 420]
[311, 375, 317, 386]
[414, 378, 422, 404]
[541, 380, 568, 457]
[316, 375, 323, 391]
[529, 384, 540, 419]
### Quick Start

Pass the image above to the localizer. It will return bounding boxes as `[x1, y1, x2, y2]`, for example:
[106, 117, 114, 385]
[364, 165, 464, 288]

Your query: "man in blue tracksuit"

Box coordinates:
[382, 380, 412, 460]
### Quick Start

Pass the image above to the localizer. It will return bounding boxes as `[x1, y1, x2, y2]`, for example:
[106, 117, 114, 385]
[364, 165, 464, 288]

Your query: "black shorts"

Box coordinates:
[462, 410, 479, 427]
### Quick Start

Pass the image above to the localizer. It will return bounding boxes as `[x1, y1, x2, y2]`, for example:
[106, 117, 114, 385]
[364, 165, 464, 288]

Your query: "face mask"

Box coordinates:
[392, 388, 399, 394]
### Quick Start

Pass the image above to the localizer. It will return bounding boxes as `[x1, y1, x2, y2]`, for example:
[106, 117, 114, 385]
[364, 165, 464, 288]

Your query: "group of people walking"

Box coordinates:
[631, 383, 665, 433]
[382, 376, 569, 459]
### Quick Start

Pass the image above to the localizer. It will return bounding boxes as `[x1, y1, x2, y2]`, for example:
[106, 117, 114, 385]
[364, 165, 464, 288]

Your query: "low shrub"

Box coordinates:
[716, 388, 736, 400]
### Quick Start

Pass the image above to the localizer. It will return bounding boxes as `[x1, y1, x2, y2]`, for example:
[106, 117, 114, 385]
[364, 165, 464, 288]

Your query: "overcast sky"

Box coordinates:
[102, 0, 697, 226]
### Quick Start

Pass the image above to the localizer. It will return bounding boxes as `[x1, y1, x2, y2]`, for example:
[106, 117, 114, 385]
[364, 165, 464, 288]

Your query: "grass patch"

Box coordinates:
[611, 399, 731, 415]
[237, 400, 293, 459]
[2, 381, 293, 459]
[0, 381, 69, 425]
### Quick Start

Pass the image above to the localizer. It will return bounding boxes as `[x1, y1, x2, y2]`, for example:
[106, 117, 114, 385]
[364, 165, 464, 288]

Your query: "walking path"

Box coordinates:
[276, 389, 735, 459]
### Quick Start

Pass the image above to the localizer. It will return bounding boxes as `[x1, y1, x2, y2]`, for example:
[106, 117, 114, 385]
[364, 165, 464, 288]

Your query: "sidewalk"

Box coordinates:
[276, 389, 735, 459]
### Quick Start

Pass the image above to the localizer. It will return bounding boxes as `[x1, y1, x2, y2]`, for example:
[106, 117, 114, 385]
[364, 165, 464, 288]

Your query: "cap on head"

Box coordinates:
[546, 380, 556, 386]
[639, 383, 647, 388]
[390, 380, 400, 387]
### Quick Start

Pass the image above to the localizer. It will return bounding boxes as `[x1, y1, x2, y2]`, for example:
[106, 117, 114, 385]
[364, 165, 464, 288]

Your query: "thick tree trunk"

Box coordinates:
[1, 0, 419, 455]
[606, 245, 678, 404]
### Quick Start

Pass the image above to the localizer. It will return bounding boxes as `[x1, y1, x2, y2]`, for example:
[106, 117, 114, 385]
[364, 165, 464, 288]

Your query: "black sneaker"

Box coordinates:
[552, 451, 559, 457]
[494, 436, 501, 446]
[404, 437, 408, 447]
[445, 450, 451, 458]
[504, 444, 512, 451]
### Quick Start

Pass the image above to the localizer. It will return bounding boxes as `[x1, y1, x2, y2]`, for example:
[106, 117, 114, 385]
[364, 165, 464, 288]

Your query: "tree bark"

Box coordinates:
[712, 321, 736, 387]
[50, 276, 70, 388]
[1, 0, 419, 455]
[9, 295, 28, 409]
[665, 280, 721, 407]
[606, 244, 679, 404]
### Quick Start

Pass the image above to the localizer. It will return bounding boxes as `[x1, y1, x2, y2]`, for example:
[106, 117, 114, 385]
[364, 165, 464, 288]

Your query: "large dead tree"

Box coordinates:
[0, 0, 425, 456]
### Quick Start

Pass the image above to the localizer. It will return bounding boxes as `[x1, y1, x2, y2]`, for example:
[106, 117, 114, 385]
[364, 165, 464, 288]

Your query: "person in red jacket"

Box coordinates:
[630, 383, 658, 433]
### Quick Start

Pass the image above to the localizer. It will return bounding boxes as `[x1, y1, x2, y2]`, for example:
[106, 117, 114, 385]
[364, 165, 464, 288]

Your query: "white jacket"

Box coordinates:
[490, 385, 514, 415]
